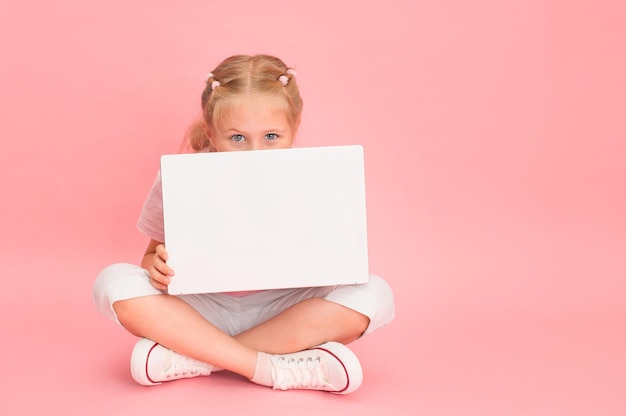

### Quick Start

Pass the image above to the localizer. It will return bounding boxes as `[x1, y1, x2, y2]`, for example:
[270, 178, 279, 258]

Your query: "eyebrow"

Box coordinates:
[223, 128, 286, 134]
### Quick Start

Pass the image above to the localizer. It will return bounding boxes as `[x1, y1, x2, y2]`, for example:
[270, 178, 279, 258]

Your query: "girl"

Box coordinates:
[93, 54, 395, 394]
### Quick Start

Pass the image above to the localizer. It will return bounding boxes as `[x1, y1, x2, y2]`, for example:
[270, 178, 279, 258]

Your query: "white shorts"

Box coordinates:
[93, 263, 395, 336]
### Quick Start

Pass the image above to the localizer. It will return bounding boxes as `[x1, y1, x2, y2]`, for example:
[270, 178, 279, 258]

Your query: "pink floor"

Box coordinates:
[2, 226, 624, 415]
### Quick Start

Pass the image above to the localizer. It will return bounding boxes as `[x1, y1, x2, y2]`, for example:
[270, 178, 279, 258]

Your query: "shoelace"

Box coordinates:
[273, 356, 326, 390]
[164, 351, 210, 379]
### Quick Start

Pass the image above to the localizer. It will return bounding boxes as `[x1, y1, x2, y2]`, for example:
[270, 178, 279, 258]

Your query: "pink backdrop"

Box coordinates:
[1, 1, 624, 415]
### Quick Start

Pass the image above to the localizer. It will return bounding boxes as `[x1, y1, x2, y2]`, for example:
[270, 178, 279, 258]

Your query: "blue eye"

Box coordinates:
[265, 133, 278, 141]
[230, 134, 246, 142]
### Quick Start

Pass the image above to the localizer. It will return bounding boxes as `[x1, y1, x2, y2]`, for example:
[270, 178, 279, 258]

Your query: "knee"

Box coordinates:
[366, 275, 395, 313]
[354, 274, 396, 333]
[93, 263, 136, 301]
[92, 263, 150, 323]
[324, 274, 395, 335]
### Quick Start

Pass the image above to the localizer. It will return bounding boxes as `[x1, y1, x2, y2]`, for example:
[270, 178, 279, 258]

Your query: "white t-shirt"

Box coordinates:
[137, 171, 166, 243]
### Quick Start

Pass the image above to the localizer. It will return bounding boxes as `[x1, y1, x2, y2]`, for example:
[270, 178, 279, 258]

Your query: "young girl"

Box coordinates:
[93, 54, 395, 394]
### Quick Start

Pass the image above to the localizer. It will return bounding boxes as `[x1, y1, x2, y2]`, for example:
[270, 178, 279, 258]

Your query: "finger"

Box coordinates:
[150, 262, 172, 286]
[156, 244, 169, 261]
[153, 258, 174, 281]
[154, 246, 174, 277]
[147, 264, 168, 284]
[148, 272, 168, 291]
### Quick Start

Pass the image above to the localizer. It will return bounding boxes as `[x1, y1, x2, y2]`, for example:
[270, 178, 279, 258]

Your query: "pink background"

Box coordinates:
[1, 1, 624, 415]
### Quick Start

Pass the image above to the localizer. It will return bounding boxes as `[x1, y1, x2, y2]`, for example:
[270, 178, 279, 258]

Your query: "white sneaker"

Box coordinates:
[270, 342, 363, 394]
[130, 338, 213, 386]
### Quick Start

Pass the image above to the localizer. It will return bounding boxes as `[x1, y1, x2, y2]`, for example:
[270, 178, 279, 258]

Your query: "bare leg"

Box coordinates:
[113, 295, 369, 376]
[114, 295, 257, 378]
[234, 297, 370, 353]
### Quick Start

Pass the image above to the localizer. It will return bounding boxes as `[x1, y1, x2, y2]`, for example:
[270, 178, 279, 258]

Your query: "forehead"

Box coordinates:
[214, 94, 291, 131]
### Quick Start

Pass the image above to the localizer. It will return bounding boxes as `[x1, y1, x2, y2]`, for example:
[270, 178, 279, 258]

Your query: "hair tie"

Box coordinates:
[205, 72, 220, 90]
[279, 68, 297, 86]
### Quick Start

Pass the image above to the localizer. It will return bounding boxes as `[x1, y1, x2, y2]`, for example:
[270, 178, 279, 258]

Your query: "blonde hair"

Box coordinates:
[185, 55, 303, 152]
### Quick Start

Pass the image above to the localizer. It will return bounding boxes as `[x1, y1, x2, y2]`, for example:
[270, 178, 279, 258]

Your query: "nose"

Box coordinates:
[248, 138, 268, 151]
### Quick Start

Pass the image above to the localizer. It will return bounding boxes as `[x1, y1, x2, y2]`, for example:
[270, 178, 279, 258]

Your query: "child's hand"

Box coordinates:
[146, 243, 174, 291]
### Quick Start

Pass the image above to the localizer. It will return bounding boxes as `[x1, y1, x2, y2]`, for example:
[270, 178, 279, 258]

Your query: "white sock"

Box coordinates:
[250, 351, 274, 387]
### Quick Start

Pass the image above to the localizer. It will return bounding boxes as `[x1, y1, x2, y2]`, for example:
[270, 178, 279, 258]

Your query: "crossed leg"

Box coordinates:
[113, 294, 370, 379]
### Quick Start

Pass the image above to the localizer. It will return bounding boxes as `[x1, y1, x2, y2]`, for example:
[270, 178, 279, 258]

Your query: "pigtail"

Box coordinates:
[183, 119, 214, 153]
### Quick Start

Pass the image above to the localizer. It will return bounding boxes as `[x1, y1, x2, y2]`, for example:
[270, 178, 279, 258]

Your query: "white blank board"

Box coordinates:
[160, 145, 370, 295]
